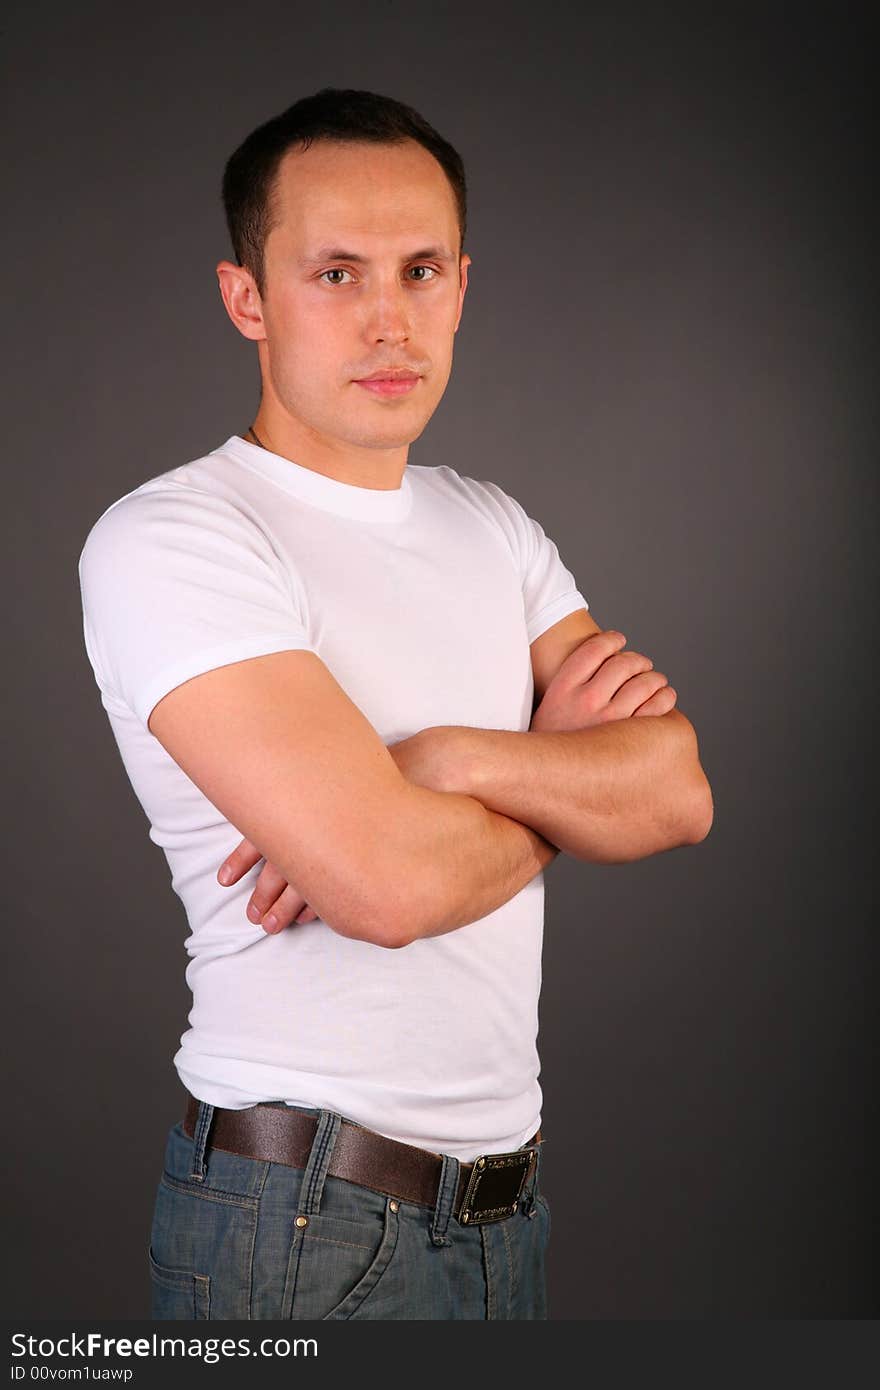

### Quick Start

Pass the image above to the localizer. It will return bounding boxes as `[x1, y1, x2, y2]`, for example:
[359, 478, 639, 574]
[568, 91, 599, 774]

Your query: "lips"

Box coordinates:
[356, 370, 421, 382]
[354, 373, 421, 398]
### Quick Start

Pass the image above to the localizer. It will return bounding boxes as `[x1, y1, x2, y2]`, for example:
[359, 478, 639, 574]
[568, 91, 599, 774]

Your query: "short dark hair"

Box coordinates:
[221, 87, 468, 298]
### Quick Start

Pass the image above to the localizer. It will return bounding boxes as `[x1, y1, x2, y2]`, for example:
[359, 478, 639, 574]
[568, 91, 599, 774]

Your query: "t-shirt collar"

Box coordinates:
[216, 434, 414, 523]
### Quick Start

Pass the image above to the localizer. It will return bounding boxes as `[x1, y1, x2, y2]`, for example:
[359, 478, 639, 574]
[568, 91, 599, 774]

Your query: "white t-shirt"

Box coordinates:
[77, 434, 589, 1160]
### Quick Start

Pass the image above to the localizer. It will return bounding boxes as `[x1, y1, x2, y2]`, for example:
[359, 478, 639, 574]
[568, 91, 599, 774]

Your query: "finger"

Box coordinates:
[247, 862, 294, 923]
[605, 669, 669, 718]
[260, 883, 310, 935]
[632, 684, 678, 716]
[551, 630, 628, 687]
[582, 648, 655, 708]
[295, 906, 320, 924]
[218, 836, 264, 887]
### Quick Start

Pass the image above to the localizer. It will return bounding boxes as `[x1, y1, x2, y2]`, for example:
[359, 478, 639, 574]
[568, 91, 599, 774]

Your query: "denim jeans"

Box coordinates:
[148, 1101, 551, 1320]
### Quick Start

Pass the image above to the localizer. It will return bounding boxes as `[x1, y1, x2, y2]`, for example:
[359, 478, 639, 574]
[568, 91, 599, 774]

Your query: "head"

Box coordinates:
[217, 88, 471, 463]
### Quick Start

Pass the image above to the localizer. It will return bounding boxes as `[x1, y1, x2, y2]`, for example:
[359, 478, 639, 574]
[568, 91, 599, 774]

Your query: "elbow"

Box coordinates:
[352, 816, 447, 948]
[682, 773, 714, 845]
[321, 805, 442, 949]
[330, 881, 424, 951]
[358, 874, 445, 949]
[360, 919, 416, 950]
[298, 834, 422, 948]
[671, 715, 714, 846]
[365, 886, 430, 948]
[324, 912, 414, 950]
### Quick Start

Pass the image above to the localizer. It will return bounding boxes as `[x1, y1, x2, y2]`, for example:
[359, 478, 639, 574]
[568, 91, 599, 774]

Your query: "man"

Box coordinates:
[77, 87, 712, 1321]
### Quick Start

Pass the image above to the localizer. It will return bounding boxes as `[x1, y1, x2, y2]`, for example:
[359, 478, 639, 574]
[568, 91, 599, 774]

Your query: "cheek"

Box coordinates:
[426, 296, 462, 351]
[271, 309, 338, 384]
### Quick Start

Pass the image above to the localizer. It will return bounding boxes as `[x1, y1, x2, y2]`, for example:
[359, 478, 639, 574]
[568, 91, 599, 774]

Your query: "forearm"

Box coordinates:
[451, 710, 713, 865]
[389, 784, 559, 945]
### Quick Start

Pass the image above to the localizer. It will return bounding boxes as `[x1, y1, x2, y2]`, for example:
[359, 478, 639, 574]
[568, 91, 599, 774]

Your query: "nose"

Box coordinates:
[362, 277, 410, 345]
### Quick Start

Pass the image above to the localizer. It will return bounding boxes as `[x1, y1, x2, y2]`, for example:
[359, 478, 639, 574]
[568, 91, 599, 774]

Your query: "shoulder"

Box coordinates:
[77, 465, 277, 583]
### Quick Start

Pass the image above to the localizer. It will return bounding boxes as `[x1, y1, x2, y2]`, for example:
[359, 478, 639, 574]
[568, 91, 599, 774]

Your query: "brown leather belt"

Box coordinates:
[183, 1095, 541, 1223]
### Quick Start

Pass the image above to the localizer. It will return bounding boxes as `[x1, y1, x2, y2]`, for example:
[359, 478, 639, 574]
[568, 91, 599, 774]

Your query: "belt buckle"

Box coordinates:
[457, 1147, 534, 1225]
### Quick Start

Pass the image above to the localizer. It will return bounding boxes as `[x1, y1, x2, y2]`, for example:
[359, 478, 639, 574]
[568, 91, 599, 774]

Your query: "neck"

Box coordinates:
[243, 411, 410, 491]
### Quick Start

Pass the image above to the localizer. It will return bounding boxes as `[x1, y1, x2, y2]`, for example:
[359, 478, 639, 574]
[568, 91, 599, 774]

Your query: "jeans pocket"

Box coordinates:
[149, 1247, 211, 1320]
[283, 1197, 400, 1320]
[149, 1172, 260, 1320]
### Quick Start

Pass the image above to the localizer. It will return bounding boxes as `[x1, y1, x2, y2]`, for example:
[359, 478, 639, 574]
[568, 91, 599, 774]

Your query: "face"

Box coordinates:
[219, 138, 470, 462]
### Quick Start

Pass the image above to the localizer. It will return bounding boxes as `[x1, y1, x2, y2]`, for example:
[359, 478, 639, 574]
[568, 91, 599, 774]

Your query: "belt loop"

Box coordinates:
[524, 1140, 545, 1219]
[298, 1109, 342, 1216]
[429, 1153, 461, 1247]
[189, 1100, 215, 1182]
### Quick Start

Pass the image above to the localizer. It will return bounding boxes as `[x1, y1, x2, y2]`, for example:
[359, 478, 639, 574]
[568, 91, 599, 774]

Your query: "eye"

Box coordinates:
[318, 264, 440, 286]
[319, 268, 355, 286]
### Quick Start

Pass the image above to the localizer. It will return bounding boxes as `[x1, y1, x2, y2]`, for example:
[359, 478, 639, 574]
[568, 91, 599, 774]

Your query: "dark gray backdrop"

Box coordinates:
[3, 1, 875, 1319]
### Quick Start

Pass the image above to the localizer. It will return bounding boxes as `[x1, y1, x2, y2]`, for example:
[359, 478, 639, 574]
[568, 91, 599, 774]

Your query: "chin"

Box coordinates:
[357, 429, 426, 450]
[347, 414, 432, 449]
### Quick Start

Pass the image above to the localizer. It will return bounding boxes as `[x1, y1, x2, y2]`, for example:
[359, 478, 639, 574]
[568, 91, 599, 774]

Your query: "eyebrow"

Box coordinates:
[298, 245, 458, 268]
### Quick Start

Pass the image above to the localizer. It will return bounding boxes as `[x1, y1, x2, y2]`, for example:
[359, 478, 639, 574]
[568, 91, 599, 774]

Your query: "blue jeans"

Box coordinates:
[149, 1102, 551, 1320]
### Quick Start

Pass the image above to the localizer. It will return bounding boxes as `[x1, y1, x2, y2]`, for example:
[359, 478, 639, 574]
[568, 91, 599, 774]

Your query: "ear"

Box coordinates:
[454, 253, 471, 333]
[216, 260, 267, 342]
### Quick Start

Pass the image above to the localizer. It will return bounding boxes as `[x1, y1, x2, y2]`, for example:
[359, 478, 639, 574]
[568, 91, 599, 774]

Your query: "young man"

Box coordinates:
[77, 88, 712, 1321]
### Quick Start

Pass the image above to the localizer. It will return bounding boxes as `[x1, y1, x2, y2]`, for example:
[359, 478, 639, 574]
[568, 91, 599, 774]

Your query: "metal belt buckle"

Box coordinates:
[457, 1147, 534, 1225]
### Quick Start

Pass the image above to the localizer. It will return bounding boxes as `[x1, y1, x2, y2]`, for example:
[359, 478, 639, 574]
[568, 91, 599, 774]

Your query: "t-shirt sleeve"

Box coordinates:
[77, 483, 316, 732]
[474, 479, 590, 643]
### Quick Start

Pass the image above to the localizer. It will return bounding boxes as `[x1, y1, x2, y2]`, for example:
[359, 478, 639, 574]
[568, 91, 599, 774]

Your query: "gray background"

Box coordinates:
[3, 0, 875, 1319]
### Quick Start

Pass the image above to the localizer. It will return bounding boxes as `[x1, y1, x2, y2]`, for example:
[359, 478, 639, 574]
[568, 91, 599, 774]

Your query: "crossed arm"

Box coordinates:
[420, 709, 710, 865]
[218, 611, 713, 938]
